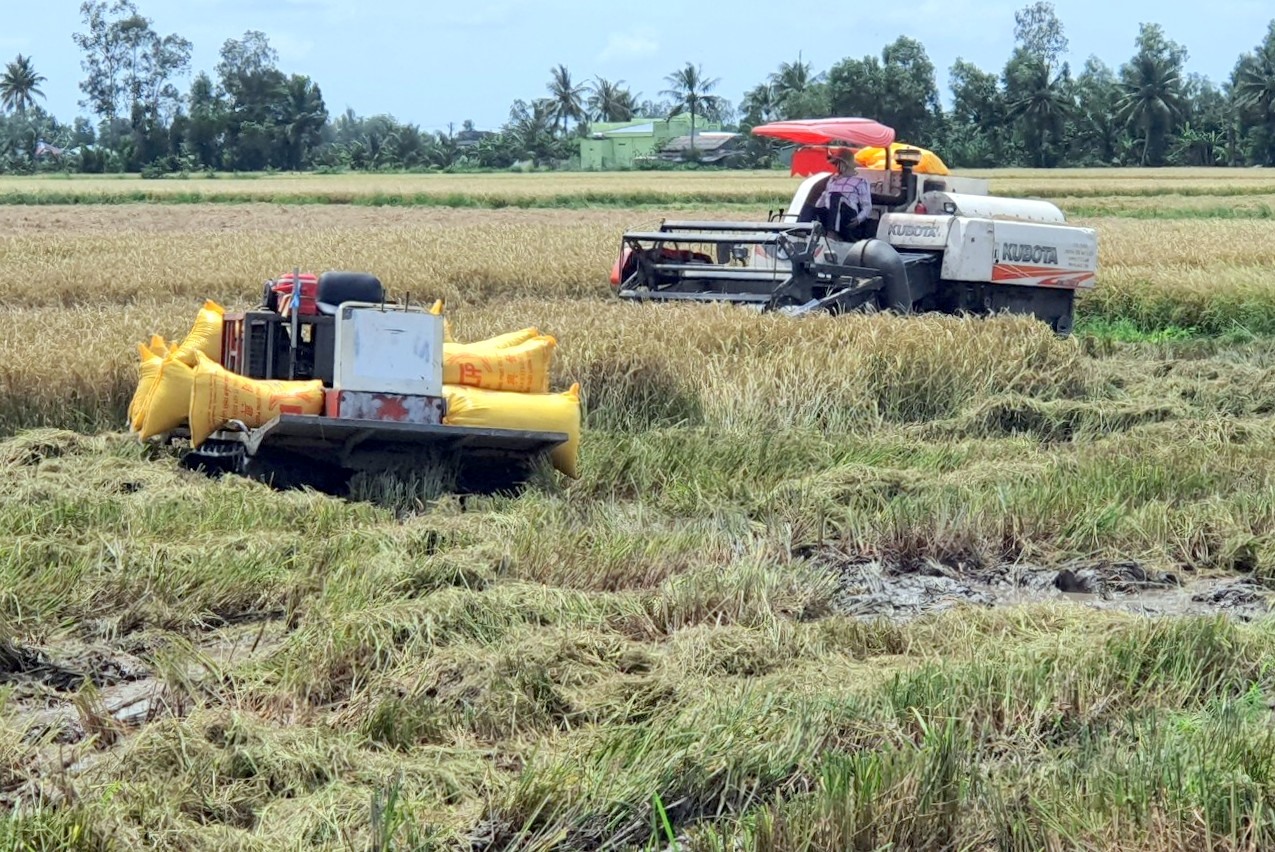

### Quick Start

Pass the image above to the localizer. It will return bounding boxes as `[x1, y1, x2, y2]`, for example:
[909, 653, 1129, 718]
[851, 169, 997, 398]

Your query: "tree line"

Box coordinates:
[1, 1, 1274, 174]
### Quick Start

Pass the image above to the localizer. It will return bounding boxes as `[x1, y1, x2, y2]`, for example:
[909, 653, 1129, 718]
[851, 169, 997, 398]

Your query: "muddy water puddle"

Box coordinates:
[827, 554, 1272, 622]
[0, 622, 282, 772]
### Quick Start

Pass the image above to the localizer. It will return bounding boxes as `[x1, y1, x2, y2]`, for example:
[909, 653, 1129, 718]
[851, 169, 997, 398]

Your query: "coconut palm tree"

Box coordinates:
[1005, 56, 1074, 167]
[659, 62, 721, 154]
[508, 97, 558, 164]
[1115, 52, 1184, 165]
[0, 54, 46, 115]
[545, 64, 586, 137]
[279, 74, 327, 170]
[586, 77, 637, 123]
[1233, 25, 1275, 164]
[740, 83, 779, 125]
[1234, 25, 1275, 122]
[768, 55, 822, 116]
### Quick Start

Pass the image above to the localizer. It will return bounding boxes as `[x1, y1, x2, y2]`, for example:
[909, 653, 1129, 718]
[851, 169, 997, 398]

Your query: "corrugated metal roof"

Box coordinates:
[606, 123, 655, 135]
[659, 133, 740, 153]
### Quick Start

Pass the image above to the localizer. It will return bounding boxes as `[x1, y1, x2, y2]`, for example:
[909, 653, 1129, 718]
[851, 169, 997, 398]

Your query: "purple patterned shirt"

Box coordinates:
[815, 173, 872, 226]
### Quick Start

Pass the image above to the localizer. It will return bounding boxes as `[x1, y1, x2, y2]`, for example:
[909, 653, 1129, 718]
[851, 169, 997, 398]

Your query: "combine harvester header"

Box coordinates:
[128, 271, 581, 496]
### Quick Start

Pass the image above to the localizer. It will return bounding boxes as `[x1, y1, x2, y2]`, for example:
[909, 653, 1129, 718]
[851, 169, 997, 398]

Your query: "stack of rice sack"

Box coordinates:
[440, 316, 581, 479]
[126, 300, 325, 446]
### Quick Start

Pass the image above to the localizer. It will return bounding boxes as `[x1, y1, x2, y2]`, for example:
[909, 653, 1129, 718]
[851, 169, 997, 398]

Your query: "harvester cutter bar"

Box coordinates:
[655, 221, 816, 233]
[650, 266, 788, 280]
[622, 231, 798, 245]
[615, 290, 777, 304]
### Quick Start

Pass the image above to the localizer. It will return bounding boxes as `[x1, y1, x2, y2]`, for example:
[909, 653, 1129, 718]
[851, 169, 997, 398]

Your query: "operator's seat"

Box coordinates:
[316, 271, 384, 314]
[791, 174, 831, 224]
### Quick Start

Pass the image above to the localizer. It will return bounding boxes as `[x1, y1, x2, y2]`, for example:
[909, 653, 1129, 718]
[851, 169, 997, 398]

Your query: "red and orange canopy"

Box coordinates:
[751, 118, 949, 177]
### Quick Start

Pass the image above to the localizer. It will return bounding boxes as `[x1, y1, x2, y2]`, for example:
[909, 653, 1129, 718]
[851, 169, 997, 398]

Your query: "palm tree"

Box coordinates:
[1115, 51, 1184, 165]
[1234, 29, 1275, 121]
[0, 54, 46, 115]
[508, 98, 558, 164]
[613, 89, 639, 122]
[659, 62, 721, 154]
[545, 64, 586, 136]
[740, 83, 779, 125]
[768, 55, 821, 116]
[586, 77, 637, 123]
[279, 74, 327, 170]
[1234, 26, 1275, 165]
[1006, 57, 1074, 167]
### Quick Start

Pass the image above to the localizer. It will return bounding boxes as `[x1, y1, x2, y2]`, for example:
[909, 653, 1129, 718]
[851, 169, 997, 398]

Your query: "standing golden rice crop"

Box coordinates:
[2, 203, 1274, 331]
[4, 167, 1275, 204]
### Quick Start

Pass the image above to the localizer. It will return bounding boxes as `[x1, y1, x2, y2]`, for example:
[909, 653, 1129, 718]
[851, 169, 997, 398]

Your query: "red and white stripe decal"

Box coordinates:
[992, 264, 1096, 289]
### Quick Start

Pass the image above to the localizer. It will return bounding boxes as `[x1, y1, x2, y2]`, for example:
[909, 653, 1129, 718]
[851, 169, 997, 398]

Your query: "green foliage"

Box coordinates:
[1003, 49, 1074, 167]
[1116, 24, 1189, 166]
[545, 64, 587, 137]
[826, 37, 942, 143]
[72, 0, 191, 145]
[1233, 21, 1275, 165]
[585, 77, 637, 123]
[660, 62, 724, 151]
[0, 54, 47, 115]
[1074, 315, 1200, 342]
[4, 2, 1271, 172]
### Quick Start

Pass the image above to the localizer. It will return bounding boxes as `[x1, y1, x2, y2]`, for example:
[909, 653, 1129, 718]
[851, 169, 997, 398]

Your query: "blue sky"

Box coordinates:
[3, 0, 1272, 133]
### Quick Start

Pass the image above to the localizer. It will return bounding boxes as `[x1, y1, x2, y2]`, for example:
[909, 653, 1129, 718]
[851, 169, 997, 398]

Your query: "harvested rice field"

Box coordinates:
[3, 171, 1275, 850]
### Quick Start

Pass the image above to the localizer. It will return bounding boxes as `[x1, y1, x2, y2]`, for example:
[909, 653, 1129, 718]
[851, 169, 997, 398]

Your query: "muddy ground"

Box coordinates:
[1, 556, 1268, 807]
[0, 623, 277, 808]
[822, 552, 1273, 622]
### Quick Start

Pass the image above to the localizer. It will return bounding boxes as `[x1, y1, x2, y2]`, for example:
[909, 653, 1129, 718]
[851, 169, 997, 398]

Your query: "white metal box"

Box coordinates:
[332, 303, 444, 395]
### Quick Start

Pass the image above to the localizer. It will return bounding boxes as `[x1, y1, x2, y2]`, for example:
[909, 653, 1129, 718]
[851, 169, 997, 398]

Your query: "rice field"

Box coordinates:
[3, 172, 1275, 849]
[3, 166, 1274, 209]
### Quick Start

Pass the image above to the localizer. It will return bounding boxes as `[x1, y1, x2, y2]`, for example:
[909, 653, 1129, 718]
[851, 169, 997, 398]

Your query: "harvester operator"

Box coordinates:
[815, 147, 872, 241]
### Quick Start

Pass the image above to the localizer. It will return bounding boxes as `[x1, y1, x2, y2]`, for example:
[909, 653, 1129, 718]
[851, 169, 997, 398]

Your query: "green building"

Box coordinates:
[580, 115, 723, 169]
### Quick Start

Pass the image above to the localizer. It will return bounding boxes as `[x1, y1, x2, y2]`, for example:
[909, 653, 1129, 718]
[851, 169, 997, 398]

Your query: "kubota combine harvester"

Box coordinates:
[610, 117, 1098, 334]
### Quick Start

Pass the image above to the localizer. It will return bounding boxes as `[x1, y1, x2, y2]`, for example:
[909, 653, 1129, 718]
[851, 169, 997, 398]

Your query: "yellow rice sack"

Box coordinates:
[169, 300, 225, 366]
[458, 326, 540, 349]
[443, 382, 581, 478]
[138, 355, 195, 440]
[127, 343, 164, 433]
[429, 299, 455, 342]
[188, 352, 325, 448]
[148, 334, 170, 358]
[855, 142, 950, 175]
[442, 335, 555, 393]
[443, 324, 539, 348]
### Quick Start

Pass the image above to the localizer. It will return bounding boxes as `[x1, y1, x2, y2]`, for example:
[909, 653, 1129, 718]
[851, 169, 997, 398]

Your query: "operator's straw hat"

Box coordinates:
[826, 146, 857, 167]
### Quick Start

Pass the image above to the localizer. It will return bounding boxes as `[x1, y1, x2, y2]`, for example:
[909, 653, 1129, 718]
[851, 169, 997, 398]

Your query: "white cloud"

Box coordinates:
[597, 32, 659, 62]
